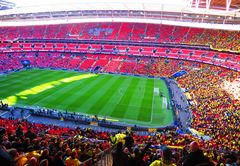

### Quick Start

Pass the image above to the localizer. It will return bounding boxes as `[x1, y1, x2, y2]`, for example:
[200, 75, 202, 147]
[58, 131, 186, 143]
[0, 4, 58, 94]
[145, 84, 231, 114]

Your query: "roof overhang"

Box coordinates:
[0, 0, 239, 30]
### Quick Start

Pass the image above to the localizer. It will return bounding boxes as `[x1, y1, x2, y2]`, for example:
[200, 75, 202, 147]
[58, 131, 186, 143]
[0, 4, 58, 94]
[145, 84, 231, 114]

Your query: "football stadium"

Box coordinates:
[0, 0, 239, 165]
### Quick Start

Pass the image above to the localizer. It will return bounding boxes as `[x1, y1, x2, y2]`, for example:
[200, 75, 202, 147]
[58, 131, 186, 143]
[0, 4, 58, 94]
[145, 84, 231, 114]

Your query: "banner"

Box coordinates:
[148, 128, 157, 133]
[188, 127, 211, 140]
[172, 70, 187, 78]
[21, 60, 31, 67]
[90, 122, 98, 126]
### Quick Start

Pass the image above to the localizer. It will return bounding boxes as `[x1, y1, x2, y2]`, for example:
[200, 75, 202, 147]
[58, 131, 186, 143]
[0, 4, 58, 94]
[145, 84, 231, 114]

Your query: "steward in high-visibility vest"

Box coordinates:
[110, 134, 117, 145]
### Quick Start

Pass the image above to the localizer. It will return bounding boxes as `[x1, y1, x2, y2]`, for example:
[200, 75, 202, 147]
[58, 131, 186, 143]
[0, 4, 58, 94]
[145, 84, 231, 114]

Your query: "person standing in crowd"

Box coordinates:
[183, 141, 214, 166]
[112, 142, 129, 166]
[25, 128, 37, 141]
[0, 128, 14, 166]
[129, 142, 151, 166]
[124, 132, 134, 152]
[52, 151, 65, 166]
[150, 146, 176, 166]
[7, 148, 28, 166]
[65, 151, 81, 166]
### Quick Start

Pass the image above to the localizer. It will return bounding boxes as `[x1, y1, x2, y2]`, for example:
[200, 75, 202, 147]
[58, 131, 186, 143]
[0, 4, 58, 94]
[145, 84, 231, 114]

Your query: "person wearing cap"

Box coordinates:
[150, 146, 176, 166]
[182, 141, 214, 166]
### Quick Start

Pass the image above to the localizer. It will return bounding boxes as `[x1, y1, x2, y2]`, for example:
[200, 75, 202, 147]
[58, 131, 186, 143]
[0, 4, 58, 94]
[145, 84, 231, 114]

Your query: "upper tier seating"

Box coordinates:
[1, 23, 239, 51]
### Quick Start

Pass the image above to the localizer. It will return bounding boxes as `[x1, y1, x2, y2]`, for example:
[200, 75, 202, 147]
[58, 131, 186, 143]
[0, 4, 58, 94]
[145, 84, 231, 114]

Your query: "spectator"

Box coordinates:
[150, 146, 176, 166]
[27, 157, 38, 166]
[226, 158, 233, 166]
[129, 142, 151, 166]
[25, 146, 40, 161]
[0, 127, 14, 166]
[125, 132, 134, 152]
[183, 141, 214, 166]
[7, 148, 28, 166]
[52, 151, 65, 166]
[65, 151, 81, 166]
[16, 125, 24, 138]
[39, 159, 48, 166]
[63, 148, 71, 161]
[39, 149, 52, 165]
[112, 142, 129, 166]
[25, 128, 36, 141]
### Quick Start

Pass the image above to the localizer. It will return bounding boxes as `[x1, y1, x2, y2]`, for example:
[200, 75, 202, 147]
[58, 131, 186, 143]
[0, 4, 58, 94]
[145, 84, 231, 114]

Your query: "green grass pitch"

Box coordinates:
[0, 69, 173, 127]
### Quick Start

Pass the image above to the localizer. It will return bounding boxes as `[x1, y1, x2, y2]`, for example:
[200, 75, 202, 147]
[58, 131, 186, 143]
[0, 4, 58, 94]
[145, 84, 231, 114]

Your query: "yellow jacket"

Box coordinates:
[65, 157, 81, 166]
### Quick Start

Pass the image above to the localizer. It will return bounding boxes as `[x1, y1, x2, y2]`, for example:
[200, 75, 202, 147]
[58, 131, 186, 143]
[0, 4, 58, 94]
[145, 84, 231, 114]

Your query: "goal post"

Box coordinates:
[154, 88, 159, 96]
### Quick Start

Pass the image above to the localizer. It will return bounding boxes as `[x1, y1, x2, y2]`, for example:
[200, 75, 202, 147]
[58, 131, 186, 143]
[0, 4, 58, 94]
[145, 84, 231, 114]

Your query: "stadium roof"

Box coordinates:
[0, 0, 239, 30]
[1, 0, 239, 13]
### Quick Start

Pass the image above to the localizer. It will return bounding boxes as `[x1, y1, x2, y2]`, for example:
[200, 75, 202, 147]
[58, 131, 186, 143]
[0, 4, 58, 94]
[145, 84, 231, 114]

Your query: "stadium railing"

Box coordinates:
[80, 146, 113, 166]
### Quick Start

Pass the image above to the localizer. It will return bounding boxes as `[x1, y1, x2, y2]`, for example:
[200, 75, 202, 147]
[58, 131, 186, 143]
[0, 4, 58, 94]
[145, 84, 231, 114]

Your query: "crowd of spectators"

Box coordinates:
[0, 118, 110, 166]
[0, 52, 215, 77]
[190, 29, 240, 52]
[0, 116, 239, 166]
[0, 23, 239, 52]
[177, 64, 240, 152]
[0, 51, 239, 165]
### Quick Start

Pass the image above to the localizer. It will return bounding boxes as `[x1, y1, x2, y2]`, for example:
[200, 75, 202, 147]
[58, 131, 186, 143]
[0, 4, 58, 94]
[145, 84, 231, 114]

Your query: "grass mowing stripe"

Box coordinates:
[0, 69, 50, 83]
[71, 75, 116, 113]
[61, 75, 110, 112]
[0, 69, 40, 81]
[151, 80, 163, 124]
[123, 78, 148, 121]
[0, 69, 174, 127]
[154, 80, 166, 124]
[14, 71, 75, 106]
[97, 76, 132, 116]
[86, 76, 124, 115]
[44, 75, 99, 110]
[0, 69, 71, 91]
[0, 69, 49, 88]
[162, 95, 173, 124]
[84, 76, 120, 114]
[0, 70, 61, 98]
[27, 74, 91, 107]
[110, 77, 141, 119]
[42, 77, 98, 110]
[156, 80, 173, 125]
[137, 79, 154, 122]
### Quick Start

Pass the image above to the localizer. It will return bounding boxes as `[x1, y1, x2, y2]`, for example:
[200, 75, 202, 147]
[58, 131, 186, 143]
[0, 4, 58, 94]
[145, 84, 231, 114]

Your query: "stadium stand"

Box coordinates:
[1, 42, 239, 71]
[0, 118, 111, 166]
[0, 51, 239, 165]
[1, 23, 240, 52]
[0, 18, 240, 166]
[0, 113, 239, 166]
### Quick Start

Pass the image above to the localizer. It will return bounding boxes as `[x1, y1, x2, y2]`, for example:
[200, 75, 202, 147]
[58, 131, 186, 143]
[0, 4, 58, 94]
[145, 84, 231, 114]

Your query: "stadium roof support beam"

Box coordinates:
[226, 0, 232, 11]
[206, 0, 211, 10]
[195, 0, 200, 8]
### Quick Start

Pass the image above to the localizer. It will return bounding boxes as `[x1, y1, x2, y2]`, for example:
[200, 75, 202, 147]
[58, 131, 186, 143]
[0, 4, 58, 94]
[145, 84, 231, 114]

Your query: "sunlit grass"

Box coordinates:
[3, 73, 97, 106]
[0, 69, 173, 127]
